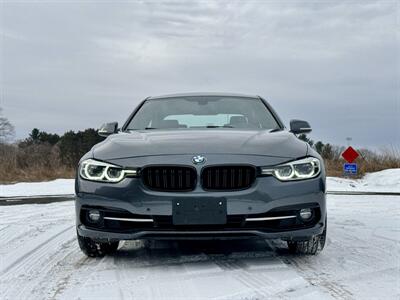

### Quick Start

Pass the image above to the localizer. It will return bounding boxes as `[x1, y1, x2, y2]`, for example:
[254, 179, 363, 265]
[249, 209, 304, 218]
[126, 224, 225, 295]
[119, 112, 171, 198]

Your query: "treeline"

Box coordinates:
[0, 128, 104, 183]
[298, 134, 338, 160]
[20, 128, 105, 167]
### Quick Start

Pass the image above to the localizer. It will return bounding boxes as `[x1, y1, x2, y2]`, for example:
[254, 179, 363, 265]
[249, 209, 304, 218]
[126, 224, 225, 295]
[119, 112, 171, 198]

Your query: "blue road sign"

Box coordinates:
[343, 163, 357, 175]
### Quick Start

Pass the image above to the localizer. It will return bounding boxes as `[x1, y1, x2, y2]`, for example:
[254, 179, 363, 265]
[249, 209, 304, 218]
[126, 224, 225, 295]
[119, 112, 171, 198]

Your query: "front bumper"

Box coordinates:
[75, 174, 326, 242]
[77, 224, 324, 241]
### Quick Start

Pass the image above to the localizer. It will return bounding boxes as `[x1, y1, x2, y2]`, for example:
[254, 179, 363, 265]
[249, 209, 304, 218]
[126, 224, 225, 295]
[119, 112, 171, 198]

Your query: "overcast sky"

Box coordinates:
[1, 1, 399, 149]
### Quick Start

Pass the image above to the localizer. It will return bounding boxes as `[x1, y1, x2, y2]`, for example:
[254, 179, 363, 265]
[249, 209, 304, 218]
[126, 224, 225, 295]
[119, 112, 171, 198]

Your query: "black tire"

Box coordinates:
[287, 220, 327, 255]
[77, 231, 119, 257]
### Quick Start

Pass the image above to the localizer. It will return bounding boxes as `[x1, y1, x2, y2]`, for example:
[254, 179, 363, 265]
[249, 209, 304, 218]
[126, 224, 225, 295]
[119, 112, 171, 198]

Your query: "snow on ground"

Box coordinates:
[327, 168, 400, 193]
[0, 179, 74, 197]
[1, 169, 399, 197]
[0, 195, 399, 299]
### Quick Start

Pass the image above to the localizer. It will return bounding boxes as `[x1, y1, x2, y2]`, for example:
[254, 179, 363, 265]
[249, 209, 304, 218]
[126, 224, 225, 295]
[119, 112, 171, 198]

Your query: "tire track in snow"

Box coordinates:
[1, 225, 74, 274]
[280, 253, 353, 300]
[0, 225, 77, 300]
[29, 238, 81, 299]
[46, 252, 106, 300]
[0, 224, 11, 241]
[203, 241, 327, 299]
[0, 218, 72, 252]
[208, 255, 271, 298]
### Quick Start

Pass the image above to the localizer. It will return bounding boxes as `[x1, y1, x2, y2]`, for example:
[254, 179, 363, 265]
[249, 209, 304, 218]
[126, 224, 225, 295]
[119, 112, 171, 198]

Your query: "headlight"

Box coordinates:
[79, 159, 138, 183]
[261, 157, 321, 181]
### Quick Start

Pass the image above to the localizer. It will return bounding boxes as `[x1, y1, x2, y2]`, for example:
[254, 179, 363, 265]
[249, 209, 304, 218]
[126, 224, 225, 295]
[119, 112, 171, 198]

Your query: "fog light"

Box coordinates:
[299, 208, 313, 220]
[88, 210, 101, 222]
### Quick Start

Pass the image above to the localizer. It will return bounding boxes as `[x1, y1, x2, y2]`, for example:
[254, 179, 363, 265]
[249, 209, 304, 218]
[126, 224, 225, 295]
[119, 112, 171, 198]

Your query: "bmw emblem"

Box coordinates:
[192, 155, 206, 165]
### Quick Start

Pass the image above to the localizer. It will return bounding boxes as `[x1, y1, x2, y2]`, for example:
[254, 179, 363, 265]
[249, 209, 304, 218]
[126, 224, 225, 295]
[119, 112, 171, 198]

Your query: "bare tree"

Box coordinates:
[0, 107, 15, 142]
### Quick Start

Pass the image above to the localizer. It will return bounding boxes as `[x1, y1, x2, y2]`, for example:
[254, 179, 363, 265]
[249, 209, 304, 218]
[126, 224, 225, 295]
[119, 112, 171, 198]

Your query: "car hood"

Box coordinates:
[91, 129, 308, 160]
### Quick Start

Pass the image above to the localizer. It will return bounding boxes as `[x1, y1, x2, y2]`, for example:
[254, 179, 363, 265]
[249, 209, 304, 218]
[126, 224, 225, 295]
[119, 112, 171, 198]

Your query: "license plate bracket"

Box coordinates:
[172, 198, 227, 225]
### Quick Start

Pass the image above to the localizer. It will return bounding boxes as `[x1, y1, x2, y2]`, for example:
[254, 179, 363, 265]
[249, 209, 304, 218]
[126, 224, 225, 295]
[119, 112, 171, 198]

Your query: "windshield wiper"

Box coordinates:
[206, 125, 234, 128]
[269, 128, 282, 133]
[128, 128, 158, 131]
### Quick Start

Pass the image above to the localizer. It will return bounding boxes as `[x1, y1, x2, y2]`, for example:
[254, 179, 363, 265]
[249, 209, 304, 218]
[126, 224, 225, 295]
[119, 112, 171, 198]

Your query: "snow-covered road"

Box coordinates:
[1, 194, 399, 300]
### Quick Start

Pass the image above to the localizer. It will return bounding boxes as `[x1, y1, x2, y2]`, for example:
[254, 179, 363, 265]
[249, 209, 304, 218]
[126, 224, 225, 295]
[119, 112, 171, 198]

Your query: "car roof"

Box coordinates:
[148, 92, 260, 100]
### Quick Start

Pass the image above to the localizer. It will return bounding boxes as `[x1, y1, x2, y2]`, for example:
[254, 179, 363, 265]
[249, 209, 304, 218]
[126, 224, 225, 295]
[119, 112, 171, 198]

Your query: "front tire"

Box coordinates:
[77, 231, 119, 257]
[287, 220, 327, 255]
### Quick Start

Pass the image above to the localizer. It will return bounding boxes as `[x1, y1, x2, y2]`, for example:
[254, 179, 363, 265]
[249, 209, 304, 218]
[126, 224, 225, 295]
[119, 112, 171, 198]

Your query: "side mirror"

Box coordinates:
[290, 119, 312, 134]
[98, 122, 118, 137]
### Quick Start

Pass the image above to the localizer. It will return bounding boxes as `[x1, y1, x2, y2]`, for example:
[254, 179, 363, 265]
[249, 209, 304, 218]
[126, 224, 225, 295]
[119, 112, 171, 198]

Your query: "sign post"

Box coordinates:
[342, 146, 359, 176]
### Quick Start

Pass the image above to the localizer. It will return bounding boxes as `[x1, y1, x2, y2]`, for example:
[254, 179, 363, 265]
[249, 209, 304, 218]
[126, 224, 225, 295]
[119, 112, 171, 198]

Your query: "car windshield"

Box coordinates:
[126, 96, 280, 130]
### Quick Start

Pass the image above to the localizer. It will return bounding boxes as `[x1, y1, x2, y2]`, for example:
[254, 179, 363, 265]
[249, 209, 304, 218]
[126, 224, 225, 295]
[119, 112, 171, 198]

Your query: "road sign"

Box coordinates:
[342, 146, 359, 163]
[343, 163, 357, 175]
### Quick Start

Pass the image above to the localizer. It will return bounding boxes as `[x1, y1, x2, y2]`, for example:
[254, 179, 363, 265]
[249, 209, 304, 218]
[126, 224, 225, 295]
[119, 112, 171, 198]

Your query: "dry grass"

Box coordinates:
[324, 146, 400, 178]
[0, 168, 75, 184]
[0, 143, 75, 184]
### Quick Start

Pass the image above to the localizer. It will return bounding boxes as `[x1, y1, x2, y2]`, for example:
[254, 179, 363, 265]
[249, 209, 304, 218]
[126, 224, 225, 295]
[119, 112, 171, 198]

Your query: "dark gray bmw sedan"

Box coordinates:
[75, 93, 327, 257]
